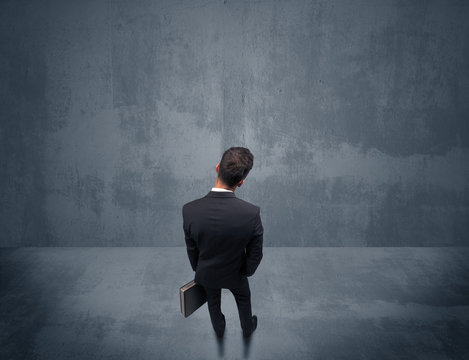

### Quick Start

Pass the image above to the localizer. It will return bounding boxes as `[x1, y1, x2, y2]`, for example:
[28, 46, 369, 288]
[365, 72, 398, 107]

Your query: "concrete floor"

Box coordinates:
[1, 247, 468, 360]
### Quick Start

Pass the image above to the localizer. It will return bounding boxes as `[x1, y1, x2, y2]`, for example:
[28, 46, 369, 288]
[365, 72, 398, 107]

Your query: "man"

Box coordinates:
[182, 147, 264, 338]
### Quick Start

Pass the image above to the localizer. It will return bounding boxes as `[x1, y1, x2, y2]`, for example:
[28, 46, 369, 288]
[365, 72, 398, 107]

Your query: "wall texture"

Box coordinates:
[1, 0, 468, 246]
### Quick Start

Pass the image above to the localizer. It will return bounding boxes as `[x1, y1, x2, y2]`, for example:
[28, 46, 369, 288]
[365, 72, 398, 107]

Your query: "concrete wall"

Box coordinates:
[1, 0, 468, 246]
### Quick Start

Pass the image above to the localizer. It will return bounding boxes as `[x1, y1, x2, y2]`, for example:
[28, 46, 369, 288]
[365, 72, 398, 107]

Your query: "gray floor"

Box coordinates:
[1, 247, 468, 360]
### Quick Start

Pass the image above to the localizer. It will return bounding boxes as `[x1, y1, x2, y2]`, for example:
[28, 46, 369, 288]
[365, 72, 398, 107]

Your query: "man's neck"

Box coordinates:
[213, 181, 235, 192]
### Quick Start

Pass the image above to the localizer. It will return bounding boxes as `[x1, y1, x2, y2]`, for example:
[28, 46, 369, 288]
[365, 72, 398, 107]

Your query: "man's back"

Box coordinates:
[183, 190, 264, 289]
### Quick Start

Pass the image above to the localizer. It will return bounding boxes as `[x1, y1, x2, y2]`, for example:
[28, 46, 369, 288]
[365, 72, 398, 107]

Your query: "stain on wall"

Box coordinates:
[1, 0, 468, 246]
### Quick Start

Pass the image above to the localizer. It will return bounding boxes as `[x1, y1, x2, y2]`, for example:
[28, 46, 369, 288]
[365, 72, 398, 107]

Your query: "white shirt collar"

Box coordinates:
[211, 187, 233, 193]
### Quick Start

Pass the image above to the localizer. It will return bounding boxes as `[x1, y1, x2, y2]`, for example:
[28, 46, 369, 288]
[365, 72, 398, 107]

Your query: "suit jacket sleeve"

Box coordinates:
[182, 206, 198, 272]
[242, 207, 264, 277]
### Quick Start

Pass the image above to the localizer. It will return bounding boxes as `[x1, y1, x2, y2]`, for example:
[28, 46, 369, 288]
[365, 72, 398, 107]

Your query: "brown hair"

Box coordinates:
[218, 147, 254, 187]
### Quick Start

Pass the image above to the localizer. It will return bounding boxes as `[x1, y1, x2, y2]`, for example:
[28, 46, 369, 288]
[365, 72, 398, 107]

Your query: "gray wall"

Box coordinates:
[1, 0, 468, 247]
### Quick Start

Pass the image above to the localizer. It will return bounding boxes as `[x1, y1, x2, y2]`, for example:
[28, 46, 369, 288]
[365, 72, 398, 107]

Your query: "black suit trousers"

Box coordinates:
[203, 276, 253, 334]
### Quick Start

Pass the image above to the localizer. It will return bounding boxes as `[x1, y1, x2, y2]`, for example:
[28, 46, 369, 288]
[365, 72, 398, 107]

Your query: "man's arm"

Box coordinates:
[182, 206, 198, 271]
[241, 207, 264, 277]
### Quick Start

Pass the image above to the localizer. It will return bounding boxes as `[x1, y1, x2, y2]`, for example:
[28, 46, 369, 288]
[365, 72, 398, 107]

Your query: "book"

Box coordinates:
[180, 279, 207, 318]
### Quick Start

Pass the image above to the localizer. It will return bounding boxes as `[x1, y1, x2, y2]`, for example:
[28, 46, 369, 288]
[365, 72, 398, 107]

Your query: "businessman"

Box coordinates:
[182, 147, 264, 338]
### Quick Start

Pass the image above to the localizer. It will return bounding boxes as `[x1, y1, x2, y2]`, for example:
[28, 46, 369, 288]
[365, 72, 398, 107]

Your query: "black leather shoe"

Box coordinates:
[216, 314, 226, 338]
[243, 315, 257, 338]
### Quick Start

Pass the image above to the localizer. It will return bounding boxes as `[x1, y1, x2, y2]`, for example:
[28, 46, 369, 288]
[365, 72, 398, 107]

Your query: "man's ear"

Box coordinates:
[216, 163, 220, 174]
[237, 179, 245, 187]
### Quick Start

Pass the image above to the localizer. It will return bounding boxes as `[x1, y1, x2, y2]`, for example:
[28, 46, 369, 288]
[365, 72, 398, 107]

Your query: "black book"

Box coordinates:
[180, 279, 207, 317]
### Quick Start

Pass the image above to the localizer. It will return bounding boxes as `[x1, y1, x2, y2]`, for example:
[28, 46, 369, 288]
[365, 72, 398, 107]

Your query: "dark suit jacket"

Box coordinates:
[182, 190, 264, 289]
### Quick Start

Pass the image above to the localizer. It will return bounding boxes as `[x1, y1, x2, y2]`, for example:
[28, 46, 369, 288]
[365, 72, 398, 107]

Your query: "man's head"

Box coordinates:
[216, 147, 254, 188]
